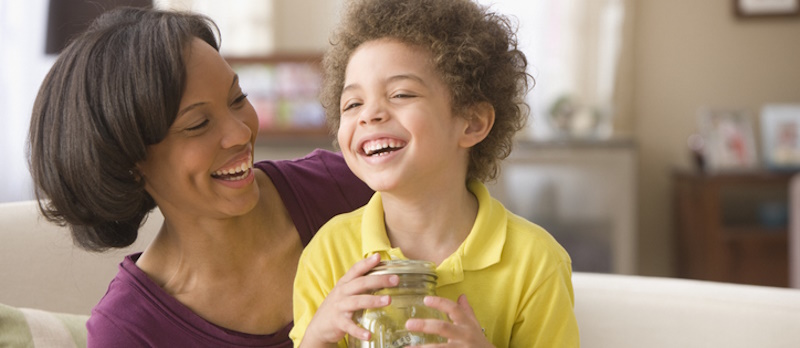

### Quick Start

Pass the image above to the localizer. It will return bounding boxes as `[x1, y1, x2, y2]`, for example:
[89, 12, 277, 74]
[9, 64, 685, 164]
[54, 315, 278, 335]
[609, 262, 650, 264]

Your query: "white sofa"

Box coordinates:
[0, 200, 162, 347]
[0, 200, 162, 315]
[573, 272, 800, 347]
[3, 200, 800, 347]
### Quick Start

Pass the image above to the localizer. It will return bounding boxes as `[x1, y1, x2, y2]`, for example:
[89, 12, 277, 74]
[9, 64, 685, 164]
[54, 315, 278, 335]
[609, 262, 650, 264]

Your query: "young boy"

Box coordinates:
[290, 0, 580, 346]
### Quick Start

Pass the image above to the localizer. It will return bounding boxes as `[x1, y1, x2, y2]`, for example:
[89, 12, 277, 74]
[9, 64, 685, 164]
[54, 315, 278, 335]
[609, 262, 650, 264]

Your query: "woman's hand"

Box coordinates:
[405, 294, 495, 348]
[300, 253, 398, 347]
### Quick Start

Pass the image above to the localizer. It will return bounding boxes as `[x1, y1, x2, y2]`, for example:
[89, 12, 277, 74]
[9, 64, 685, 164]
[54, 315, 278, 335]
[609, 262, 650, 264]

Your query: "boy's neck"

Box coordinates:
[381, 180, 479, 265]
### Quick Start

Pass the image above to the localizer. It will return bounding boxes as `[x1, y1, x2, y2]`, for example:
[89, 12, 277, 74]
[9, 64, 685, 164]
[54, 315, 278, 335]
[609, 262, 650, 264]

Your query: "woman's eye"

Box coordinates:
[231, 93, 249, 107]
[185, 119, 209, 131]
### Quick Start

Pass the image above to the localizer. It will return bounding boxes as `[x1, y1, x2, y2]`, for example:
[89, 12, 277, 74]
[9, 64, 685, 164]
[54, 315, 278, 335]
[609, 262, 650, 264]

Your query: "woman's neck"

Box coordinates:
[137, 169, 295, 287]
[134, 170, 302, 334]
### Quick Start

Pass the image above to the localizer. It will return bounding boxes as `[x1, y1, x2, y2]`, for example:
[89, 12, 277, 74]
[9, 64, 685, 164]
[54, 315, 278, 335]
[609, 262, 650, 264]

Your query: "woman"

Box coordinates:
[27, 8, 372, 347]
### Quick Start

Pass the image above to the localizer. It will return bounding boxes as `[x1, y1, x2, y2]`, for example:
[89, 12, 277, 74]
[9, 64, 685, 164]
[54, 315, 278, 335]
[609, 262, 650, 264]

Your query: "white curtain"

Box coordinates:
[476, 0, 626, 139]
[0, 0, 55, 203]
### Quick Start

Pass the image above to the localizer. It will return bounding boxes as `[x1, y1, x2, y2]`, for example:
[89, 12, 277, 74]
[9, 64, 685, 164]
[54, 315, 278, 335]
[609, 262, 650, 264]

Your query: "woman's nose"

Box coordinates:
[220, 110, 255, 148]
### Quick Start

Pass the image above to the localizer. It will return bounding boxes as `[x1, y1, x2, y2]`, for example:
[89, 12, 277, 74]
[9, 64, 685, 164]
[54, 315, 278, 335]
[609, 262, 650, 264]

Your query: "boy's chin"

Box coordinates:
[362, 176, 401, 193]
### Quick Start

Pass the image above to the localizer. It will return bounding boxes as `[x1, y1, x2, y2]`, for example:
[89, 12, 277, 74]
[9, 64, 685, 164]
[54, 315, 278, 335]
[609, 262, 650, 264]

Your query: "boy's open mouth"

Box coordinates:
[362, 139, 407, 157]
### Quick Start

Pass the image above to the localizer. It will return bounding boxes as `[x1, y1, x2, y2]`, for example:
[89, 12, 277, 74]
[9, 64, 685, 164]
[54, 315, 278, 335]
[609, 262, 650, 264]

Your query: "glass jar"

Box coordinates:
[348, 260, 448, 348]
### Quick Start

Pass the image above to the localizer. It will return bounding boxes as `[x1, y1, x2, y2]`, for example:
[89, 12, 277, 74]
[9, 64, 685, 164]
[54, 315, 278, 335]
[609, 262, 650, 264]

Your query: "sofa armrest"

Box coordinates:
[573, 272, 800, 348]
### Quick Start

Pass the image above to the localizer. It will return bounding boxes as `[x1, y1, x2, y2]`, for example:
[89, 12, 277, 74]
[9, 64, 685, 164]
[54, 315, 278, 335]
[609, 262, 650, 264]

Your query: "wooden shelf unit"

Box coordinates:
[673, 170, 793, 287]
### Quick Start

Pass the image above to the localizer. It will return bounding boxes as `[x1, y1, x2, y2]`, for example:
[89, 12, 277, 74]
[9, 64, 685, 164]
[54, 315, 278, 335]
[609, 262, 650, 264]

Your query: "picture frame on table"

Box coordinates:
[697, 108, 759, 172]
[760, 104, 800, 171]
[734, 0, 800, 18]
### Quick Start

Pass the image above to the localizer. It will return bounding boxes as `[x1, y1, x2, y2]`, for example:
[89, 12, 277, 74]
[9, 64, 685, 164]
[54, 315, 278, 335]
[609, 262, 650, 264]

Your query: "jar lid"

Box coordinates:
[368, 259, 437, 278]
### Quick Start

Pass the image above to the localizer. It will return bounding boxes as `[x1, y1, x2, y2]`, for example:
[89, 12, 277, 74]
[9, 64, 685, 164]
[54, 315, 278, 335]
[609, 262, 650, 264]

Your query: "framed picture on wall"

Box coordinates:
[734, 0, 800, 18]
[760, 104, 800, 170]
[697, 108, 759, 172]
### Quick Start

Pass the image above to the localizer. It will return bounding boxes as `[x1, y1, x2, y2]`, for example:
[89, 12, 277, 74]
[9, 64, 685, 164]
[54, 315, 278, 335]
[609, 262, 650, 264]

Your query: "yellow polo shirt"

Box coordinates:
[291, 180, 580, 347]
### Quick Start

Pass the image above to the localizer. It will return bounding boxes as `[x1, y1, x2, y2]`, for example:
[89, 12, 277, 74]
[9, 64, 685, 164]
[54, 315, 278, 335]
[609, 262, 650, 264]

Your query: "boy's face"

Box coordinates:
[338, 39, 471, 195]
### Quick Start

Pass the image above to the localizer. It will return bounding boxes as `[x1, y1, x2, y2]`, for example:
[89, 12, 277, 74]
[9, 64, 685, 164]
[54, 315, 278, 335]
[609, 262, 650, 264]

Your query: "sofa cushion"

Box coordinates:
[0, 302, 88, 348]
[0, 200, 162, 315]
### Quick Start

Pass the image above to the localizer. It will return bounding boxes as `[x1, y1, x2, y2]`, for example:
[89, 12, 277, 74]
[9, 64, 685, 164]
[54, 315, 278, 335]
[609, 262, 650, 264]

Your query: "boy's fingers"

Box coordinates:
[423, 295, 480, 327]
[336, 294, 391, 313]
[339, 253, 382, 283]
[340, 273, 399, 296]
[422, 295, 459, 315]
[342, 320, 373, 342]
[405, 318, 453, 337]
[456, 294, 477, 316]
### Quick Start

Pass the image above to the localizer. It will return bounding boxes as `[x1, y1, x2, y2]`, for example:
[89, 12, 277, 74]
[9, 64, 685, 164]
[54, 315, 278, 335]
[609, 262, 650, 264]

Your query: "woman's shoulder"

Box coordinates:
[254, 149, 373, 244]
[255, 148, 340, 172]
[88, 254, 172, 345]
[91, 254, 171, 317]
[254, 149, 367, 195]
[89, 254, 293, 347]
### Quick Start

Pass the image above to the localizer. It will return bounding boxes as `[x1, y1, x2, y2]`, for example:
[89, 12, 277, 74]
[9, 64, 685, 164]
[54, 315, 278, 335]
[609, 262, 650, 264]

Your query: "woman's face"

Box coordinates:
[138, 38, 260, 220]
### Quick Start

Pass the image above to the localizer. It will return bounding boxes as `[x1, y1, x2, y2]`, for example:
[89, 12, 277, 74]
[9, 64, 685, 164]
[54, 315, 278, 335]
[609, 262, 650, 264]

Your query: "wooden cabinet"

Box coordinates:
[673, 171, 792, 287]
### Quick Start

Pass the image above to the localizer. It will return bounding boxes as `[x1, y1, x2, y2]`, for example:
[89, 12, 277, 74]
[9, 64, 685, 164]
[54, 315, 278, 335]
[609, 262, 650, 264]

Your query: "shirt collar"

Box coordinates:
[360, 193, 406, 260]
[358, 180, 508, 286]
[437, 180, 506, 286]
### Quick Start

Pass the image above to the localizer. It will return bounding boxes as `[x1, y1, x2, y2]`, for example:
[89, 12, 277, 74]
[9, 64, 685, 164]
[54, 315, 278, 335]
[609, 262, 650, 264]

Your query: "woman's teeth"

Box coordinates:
[212, 157, 252, 180]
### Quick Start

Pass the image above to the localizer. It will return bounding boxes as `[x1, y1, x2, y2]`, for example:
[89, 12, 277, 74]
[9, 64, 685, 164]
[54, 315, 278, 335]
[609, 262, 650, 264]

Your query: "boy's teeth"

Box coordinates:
[363, 139, 404, 156]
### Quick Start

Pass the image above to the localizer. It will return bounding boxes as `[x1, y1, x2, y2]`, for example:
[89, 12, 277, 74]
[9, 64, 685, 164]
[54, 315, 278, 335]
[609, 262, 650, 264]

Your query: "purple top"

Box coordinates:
[87, 149, 372, 347]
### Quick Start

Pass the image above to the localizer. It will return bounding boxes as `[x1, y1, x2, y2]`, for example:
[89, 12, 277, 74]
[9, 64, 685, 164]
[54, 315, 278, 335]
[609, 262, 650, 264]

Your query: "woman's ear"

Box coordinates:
[459, 102, 495, 148]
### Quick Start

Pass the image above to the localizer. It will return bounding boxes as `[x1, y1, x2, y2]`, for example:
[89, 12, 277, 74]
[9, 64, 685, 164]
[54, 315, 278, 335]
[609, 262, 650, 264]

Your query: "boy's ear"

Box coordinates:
[459, 102, 495, 148]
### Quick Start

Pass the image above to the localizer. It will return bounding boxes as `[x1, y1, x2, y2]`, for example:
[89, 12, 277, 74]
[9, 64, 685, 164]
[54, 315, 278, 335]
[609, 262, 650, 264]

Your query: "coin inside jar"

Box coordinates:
[347, 259, 448, 348]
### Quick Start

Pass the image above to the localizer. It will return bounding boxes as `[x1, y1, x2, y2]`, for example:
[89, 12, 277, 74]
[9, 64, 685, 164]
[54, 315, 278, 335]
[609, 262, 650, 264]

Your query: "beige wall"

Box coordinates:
[632, 0, 800, 276]
[273, 0, 343, 53]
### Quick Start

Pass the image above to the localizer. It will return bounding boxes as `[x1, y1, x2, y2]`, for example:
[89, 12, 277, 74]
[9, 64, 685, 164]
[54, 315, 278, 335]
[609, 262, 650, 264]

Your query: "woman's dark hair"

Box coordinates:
[322, 0, 531, 182]
[27, 7, 219, 251]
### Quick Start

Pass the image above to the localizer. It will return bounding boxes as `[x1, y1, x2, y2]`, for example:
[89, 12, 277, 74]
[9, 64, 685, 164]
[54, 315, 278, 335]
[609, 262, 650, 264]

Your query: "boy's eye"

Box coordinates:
[185, 119, 209, 131]
[342, 101, 361, 112]
[393, 93, 414, 99]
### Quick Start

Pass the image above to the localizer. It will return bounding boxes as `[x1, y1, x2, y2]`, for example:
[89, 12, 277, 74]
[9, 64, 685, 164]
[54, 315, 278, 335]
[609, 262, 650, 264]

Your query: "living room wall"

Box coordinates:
[630, 0, 800, 276]
[273, 0, 342, 53]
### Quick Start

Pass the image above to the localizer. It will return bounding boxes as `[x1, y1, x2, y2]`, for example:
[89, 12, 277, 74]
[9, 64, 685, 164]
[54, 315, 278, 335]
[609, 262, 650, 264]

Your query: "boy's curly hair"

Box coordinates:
[322, 0, 531, 182]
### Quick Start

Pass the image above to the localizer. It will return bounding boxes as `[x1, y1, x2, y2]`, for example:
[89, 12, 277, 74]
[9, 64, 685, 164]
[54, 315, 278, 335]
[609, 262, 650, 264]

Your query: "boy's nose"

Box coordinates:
[359, 104, 388, 125]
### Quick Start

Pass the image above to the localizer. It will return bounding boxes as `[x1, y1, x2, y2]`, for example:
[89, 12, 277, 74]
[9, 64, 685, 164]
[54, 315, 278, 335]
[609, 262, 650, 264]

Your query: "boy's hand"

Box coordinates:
[404, 294, 495, 348]
[300, 253, 399, 347]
